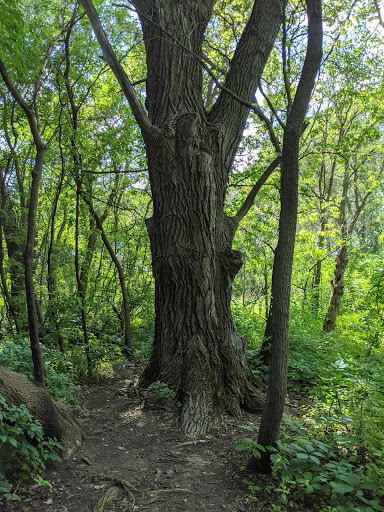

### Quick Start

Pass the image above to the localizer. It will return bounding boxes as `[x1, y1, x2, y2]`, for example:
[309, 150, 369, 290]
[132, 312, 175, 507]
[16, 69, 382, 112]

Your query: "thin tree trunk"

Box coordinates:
[251, 0, 323, 473]
[0, 189, 26, 332]
[75, 184, 91, 373]
[322, 158, 380, 331]
[83, 196, 131, 351]
[0, 224, 14, 331]
[313, 258, 322, 307]
[0, 58, 47, 387]
[24, 148, 46, 386]
[312, 218, 325, 309]
[46, 151, 66, 351]
[323, 244, 348, 332]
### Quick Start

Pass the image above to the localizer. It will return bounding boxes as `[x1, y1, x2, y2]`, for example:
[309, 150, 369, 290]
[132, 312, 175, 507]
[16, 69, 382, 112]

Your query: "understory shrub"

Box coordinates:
[0, 338, 80, 403]
[0, 395, 62, 502]
[237, 414, 384, 511]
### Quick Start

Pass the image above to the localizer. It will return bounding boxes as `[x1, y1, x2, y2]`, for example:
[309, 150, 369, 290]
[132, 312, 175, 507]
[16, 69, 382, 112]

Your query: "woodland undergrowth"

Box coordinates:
[1, 298, 384, 511]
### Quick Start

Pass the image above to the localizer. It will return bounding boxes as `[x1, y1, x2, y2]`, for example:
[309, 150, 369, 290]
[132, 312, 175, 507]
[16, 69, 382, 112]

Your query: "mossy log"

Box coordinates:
[0, 366, 83, 458]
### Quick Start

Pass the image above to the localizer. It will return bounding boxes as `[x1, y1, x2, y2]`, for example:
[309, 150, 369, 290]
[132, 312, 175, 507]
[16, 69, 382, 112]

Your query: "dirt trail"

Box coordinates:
[3, 361, 277, 512]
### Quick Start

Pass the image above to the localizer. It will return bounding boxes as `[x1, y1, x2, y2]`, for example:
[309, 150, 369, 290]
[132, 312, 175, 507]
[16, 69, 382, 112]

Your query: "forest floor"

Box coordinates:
[2, 360, 308, 512]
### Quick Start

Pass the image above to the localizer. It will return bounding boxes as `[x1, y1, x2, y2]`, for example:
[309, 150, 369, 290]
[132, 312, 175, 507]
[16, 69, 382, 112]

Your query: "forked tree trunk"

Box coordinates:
[323, 244, 348, 332]
[133, 0, 284, 435]
[80, 0, 284, 435]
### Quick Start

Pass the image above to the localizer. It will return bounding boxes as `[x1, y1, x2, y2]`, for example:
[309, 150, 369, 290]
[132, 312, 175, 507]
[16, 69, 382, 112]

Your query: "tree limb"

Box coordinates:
[209, 0, 284, 163]
[234, 157, 281, 224]
[0, 58, 45, 150]
[77, 0, 152, 138]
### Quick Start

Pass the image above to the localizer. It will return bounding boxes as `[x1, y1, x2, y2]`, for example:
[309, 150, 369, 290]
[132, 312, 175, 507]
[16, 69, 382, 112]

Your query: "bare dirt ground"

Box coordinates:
[2, 360, 305, 512]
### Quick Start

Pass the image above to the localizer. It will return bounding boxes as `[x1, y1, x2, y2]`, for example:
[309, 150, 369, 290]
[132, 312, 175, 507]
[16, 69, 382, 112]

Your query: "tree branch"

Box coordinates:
[234, 157, 281, 224]
[0, 59, 45, 150]
[209, 0, 284, 163]
[284, 0, 323, 136]
[77, 0, 152, 138]
[374, 0, 384, 28]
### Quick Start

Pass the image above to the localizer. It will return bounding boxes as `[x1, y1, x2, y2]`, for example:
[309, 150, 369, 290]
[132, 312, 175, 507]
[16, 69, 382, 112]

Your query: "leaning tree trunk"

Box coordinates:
[0, 58, 46, 387]
[84, 195, 132, 351]
[323, 244, 348, 332]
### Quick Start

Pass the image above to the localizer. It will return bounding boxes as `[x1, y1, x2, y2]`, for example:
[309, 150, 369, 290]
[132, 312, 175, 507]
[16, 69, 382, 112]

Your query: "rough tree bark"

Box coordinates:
[79, 0, 284, 435]
[323, 244, 348, 332]
[323, 161, 350, 332]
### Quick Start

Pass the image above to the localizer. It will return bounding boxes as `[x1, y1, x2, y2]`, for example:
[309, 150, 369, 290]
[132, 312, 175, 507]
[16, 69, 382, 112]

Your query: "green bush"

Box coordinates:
[0, 338, 80, 404]
[147, 381, 176, 400]
[0, 395, 62, 501]
[311, 354, 384, 460]
[236, 416, 384, 511]
[271, 416, 384, 511]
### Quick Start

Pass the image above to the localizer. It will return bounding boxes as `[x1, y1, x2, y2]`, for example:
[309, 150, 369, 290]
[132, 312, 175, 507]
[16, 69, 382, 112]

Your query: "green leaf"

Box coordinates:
[309, 455, 320, 464]
[330, 482, 354, 494]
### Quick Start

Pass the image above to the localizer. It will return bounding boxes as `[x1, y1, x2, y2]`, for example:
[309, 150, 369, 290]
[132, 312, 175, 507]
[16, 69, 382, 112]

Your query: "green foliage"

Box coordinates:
[311, 354, 384, 460]
[236, 301, 384, 511]
[0, 0, 24, 69]
[0, 395, 62, 501]
[237, 415, 384, 511]
[235, 428, 267, 459]
[65, 336, 123, 383]
[271, 416, 384, 511]
[0, 337, 80, 403]
[130, 294, 155, 361]
[147, 381, 176, 400]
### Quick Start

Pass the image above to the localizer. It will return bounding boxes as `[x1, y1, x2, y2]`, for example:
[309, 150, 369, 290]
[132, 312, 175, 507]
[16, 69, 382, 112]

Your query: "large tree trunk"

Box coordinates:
[80, 0, 284, 435]
[132, 0, 283, 435]
[323, 245, 348, 332]
[140, 127, 264, 434]
[0, 366, 83, 458]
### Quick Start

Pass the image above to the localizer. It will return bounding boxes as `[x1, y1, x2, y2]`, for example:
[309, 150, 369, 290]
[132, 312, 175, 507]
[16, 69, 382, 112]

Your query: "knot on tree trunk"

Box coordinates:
[220, 248, 243, 280]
